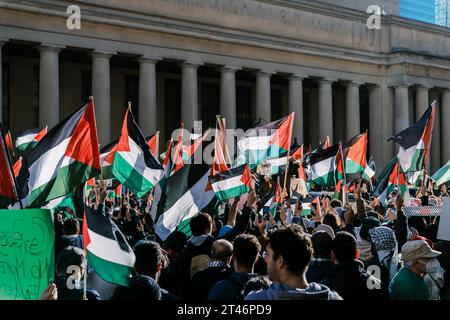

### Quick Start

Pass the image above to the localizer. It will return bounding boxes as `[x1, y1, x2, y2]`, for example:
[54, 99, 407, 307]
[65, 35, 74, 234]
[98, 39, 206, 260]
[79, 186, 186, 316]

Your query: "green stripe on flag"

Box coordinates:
[214, 185, 250, 202]
[87, 251, 132, 287]
[311, 171, 336, 187]
[345, 159, 365, 175]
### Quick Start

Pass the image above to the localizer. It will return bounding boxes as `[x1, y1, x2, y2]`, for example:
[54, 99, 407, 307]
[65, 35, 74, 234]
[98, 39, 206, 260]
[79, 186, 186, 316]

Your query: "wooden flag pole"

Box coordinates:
[282, 113, 295, 198]
[0, 122, 23, 209]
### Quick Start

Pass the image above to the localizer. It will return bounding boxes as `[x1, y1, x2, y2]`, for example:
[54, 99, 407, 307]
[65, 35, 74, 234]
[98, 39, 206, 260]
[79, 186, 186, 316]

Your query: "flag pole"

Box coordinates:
[83, 254, 88, 300]
[282, 113, 295, 198]
[0, 122, 23, 209]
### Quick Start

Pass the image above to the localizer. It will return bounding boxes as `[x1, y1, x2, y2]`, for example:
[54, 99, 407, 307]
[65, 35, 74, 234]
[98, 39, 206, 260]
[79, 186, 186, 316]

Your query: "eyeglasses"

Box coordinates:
[262, 251, 268, 260]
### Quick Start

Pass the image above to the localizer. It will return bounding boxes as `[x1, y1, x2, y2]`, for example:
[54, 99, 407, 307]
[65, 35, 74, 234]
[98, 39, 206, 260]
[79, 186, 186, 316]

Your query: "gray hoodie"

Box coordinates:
[244, 282, 342, 300]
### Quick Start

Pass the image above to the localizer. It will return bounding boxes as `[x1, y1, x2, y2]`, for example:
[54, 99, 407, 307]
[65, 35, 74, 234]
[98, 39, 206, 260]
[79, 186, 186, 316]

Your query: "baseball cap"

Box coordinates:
[400, 240, 441, 262]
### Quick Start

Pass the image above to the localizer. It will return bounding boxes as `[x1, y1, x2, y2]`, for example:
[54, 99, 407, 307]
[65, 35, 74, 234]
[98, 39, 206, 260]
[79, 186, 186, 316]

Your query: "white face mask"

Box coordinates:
[419, 258, 441, 273]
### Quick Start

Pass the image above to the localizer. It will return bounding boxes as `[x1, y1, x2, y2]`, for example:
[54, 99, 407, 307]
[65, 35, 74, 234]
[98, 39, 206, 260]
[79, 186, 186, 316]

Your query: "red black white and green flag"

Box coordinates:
[15, 126, 48, 156]
[209, 164, 251, 201]
[344, 132, 367, 175]
[112, 107, 164, 198]
[83, 202, 135, 287]
[100, 140, 118, 180]
[372, 157, 399, 205]
[236, 113, 294, 168]
[389, 102, 436, 173]
[146, 131, 159, 158]
[0, 127, 17, 208]
[15, 99, 101, 208]
[431, 159, 450, 186]
[308, 144, 341, 187]
[258, 177, 281, 217]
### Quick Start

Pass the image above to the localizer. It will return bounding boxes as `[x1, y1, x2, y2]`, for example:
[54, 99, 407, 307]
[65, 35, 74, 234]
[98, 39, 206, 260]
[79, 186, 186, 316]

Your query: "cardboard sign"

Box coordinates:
[0, 209, 54, 300]
[438, 198, 450, 241]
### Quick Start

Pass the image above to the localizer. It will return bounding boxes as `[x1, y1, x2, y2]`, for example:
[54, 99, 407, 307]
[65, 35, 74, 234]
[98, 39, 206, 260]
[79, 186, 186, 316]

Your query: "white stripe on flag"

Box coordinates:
[211, 175, 245, 193]
[117, 137, 163, 185]
[87, 228, 136, 267]
[237, 134, 274, 152]
[27, 138, 72, 191]
[267, 156, 288, 167]
[16, 133, 37, 147]
[310, 156, 336, 179]
[155, 171, 215, 241]
[398, 145, 416, 172]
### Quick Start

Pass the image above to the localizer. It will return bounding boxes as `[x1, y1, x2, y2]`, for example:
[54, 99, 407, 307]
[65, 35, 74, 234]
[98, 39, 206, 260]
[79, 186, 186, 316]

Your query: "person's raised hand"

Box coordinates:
[39, 283, 58, 301]
[246, 190, 257, 208]
[395, 194, 404, 210]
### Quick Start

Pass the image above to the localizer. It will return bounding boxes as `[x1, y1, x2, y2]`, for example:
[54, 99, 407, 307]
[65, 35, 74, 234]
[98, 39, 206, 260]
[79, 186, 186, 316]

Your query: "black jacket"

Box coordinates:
[112, 275, 161, 300]
[54, 276, 102, 300]
[190, 265, 233, 300]
[320, 260, 389, 300]
[178, 206, 253, 298]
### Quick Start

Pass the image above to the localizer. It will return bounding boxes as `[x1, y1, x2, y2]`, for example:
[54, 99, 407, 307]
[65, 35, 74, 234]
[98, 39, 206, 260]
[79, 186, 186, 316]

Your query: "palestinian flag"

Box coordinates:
[258, 177, 281, 217]
[171, 123, 185, 175]
[100, 140, 118, 180]
[303, 137, 330, 168]
[154, 163, 219, 241]
[0, 128, 17, 208]
[344, 132, 367, 174]
[362, 163, 376, 182]
[291, 145, 307, 197]
[83, 203, 136, 287]
[146, 132, 159, 158]
[398, 165, 413, 207]
[112, 107, 164, 198]
[15, 126, 48, 155]
[108, 184, 123, 199]
[431, 159, 450, 186]
[309, 145, 340, 187]
[302, 197, 321, 217]
[372, 157, 399, 205]
[236, 113, 294, 168]
[15, 99, 101, 208]
[266, 150, 289, 175]
[162, 140, 174, 178]
[13, 156, 22, 177]
[209, 164, 251, 201]
[388, 102, 436, 173]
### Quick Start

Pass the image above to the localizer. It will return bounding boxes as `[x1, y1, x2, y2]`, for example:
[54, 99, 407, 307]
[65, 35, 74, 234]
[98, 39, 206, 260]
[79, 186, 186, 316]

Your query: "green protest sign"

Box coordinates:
[0, 209, 54, 300]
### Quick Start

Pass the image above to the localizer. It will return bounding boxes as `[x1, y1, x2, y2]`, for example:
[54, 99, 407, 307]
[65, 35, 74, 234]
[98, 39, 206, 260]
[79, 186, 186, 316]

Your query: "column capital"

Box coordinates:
[415, 84, 432, 90]
[38, 44, 65, 53]
[220, 65, 241, 73]
[288, 74, 307, 81]
[254, 70, 274, 77]
[393, 83, 412, 89]
[137, 56, 161, 64]
[180, 61, 203, 69]
[91, 50, 115, 59]
[346, 81, 364, 87]
[318, 78, 337, 85]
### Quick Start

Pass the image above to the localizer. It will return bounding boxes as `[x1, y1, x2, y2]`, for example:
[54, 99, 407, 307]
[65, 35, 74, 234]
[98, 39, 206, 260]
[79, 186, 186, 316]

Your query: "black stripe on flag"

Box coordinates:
[16, 127, 44, 140]
[126, 111, 162, 170]
[309, 144, 339, 166]
[388, 107, 432, 149]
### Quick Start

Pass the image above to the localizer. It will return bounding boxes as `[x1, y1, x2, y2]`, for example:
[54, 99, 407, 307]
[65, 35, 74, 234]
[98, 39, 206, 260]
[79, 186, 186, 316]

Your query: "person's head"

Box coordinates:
[242, 276, 270, 297]
[265, 225, 312, 282]
[63, 218, 80, 236]
[332, 231, 357, 264]
[401, 240, 441, 276]
[311, 230, 333, 259]
[330, 199, 342, 209]
[190, 212, 213, 236]
[313, 224, 335, 240]
[163, 231, 187, 256]
[232, 234, 261, 272]
[369, 226, 397, 252]
[56, 246, 86, 278]
[211, 239, 233, 265]
[359, 217, 381, 242]
[322, 213, 339, 232]
[133, 241, 166, 280]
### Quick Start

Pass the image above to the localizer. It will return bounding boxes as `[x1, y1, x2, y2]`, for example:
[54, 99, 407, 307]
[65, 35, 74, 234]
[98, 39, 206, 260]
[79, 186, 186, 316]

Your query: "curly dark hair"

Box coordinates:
[267, 225, 312, 275]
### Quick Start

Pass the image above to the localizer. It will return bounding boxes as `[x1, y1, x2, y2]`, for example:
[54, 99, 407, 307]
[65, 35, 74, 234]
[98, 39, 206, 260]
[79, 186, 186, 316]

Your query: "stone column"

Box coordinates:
[138, 57, 159, 136]
[318, 78, 335, 144]
[346, 81, 362, 140]
[430, 91, 441, 173]
[369, 84, 395, 168]
[220, 66, 239, 129]
[255, 71, 272, 124]
[415, 86, 430, 121]
[441, 90, 450, 164]
[288, 75, 305, 143]
[92, 51, 113, 146]
[394, 85, 410, 134]
[181, 62, 200, 131]
[39, 45, 64, 128]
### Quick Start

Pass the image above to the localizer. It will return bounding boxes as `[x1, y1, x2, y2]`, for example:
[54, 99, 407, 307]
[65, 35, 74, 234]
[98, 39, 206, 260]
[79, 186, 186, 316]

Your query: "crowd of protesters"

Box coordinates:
[40, 173, 450, 301]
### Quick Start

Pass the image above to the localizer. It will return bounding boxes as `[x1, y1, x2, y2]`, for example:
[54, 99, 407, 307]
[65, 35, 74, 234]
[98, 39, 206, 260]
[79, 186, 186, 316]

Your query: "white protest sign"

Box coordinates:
[437, 197, 450, 241]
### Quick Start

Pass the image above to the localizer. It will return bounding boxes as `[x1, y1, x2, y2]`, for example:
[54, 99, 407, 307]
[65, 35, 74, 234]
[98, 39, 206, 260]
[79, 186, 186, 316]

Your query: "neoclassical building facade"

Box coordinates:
[1, 0, 449, 173]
